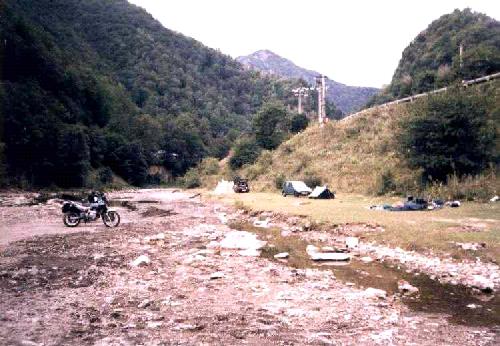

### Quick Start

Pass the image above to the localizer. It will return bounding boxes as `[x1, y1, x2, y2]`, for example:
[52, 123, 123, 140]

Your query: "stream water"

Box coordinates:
[249, 225, 500, 328]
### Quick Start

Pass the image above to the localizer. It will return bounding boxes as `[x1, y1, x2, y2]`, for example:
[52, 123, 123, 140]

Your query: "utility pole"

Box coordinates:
[292, 86, 313, 115]
[459, 43, 464, 69]
[315, 75, 327, 126]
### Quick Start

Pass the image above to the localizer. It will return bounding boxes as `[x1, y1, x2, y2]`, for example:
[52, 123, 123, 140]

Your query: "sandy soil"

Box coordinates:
[0, 189, 498, 345]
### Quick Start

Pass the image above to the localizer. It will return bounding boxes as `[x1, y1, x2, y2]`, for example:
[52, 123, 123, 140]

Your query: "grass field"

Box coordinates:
[208, 191, 500, 263]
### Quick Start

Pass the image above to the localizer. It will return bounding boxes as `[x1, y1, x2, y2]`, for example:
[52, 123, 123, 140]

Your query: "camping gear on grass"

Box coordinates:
[282, 181, 312, 197]
[308, 186, 335, 199]
[390, 196, 428, 211]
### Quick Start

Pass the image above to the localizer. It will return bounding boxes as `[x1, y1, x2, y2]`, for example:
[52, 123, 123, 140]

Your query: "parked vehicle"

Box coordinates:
[61, 191, 120, 227]
[282, 181, 312, 197]
[233, 177, 250, 193]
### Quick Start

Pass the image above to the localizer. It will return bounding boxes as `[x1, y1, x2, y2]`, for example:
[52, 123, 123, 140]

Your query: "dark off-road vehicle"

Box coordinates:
[233, 177, 250, 193]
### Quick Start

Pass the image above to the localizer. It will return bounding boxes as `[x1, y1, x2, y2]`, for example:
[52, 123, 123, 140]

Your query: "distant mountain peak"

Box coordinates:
[249, 49, 281, 60]
[237, 50, 379, 113]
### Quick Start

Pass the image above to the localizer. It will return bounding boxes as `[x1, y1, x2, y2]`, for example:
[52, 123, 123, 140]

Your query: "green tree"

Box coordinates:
[399, 87, 496, 182]
[229, 137, 262, 170]
[290, 113, 309, 133]
[56, 125, 91, 187]
[252, 102, 289, 150]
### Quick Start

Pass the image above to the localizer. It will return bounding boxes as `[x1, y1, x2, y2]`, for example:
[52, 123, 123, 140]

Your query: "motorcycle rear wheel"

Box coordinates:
[63, 213, 80, 227]
[102, 211, 120, 227]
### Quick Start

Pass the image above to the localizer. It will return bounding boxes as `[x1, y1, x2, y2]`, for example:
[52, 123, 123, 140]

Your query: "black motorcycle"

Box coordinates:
[61, 192, 120, 227]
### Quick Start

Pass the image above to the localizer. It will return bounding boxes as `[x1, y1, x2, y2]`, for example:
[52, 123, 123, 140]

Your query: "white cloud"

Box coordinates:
[128, 0, 499, 88]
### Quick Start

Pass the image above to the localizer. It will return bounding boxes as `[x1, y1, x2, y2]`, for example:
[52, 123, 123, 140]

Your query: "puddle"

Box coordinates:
[140, 207, 177, 218]
[230, 221, 500, 327]
[109, 200, 137, 211]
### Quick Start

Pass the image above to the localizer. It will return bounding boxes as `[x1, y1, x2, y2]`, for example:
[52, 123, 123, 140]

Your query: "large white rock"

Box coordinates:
[219, 231, 266, 250]
[360, 256, 374, 263]
[130, 254, 150, 267]
[238, 249, 261, 257]
[397, 280, 419, 294]
[469, 275, 495, 292]
[364, 287, 387, 299]
[307, 244, 350, 261]
[306, 245, 319, 256]
[310, 252, 351, 261]
[253, 218, 270, 228]
[346, 237, 359, 248]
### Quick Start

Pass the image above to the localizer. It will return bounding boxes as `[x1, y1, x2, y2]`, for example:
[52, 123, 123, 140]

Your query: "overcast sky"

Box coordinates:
[128, 0, 499, 88]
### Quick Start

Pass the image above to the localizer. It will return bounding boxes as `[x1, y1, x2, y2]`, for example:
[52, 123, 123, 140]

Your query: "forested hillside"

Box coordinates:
[237, 50, 379, 113]
[369, 9, 500, 105]
[213, 80, 498, 198]
[0, 0, 295, 187]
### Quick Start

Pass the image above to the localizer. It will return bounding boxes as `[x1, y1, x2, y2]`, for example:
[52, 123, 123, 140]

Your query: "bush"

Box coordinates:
[229, 137, 262, 170]
[425, 171, 498, 202]
[303, 174, 322, 189]
[399, 87, 496, 182]
[274, 173, 285, 190]
[182, 168, 201, 188]
[98, 167, 114, 184]
[290, 113, 309, 133]
[375, 169, 396, 195]
[198, 157, 220, 175]
[253, 102, 289, 150]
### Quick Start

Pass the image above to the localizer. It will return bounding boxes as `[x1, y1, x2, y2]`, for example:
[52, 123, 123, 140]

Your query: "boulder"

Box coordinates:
[364, 287, 387, 299]
[397, 280, 419, 294]
[238, 249, 261, 257]
[253, 218, 270, 228]
[346, 237, 359, 248]
[219, 231, 267, 250]
[130, 255, 150, 267]
[307, 244, 350, 261]
[210, 272, 224, 279]
[470, 275, 495, 293]
[360, 256, 374, 263]
[310, 252, 351, 261]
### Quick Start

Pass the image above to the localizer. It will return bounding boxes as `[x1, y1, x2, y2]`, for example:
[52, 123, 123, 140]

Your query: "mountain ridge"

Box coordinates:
[237, 49, 379, 113]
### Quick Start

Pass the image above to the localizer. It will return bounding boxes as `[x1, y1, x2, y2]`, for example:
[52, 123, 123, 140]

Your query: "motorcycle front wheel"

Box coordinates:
[63, 213, 81, 227]
[102, 211, 120, 227]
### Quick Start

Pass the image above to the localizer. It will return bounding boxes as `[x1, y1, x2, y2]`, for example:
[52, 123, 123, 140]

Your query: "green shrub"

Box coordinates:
[290, 113, 309, 133]
[183, 168, 201, 188]
[425, 171, 498, 202]
[198, 157, 220, 175]
[229, 137, 262, 170]
[376, 169, 396, 195]
[274, 173, 286, 190]
[399, 87, 496, 182]
[253, 102, 289, 150]
[303, 175, 322, 188]
[98, 167, 114, 184]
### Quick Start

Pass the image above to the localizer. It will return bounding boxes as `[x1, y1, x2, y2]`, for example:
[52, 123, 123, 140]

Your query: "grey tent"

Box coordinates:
[308, 186, 335, 199]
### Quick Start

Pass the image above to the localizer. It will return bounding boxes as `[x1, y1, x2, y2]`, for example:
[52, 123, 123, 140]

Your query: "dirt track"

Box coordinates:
[0, 189, 498, 345]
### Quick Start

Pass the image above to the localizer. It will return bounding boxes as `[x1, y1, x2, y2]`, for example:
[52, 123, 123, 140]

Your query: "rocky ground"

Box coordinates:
[246, 212, 500, 293]
[0, 189, 498, 345]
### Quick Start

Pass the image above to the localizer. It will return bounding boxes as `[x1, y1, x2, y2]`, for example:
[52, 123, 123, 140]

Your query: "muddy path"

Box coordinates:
[0, 189, 498, 345]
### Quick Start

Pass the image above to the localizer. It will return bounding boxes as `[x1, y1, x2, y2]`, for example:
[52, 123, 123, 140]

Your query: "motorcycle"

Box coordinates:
[61, 192, 120, 228]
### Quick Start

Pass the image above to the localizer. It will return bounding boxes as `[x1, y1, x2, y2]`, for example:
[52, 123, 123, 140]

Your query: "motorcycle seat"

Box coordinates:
[73, 203, 90, 212]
